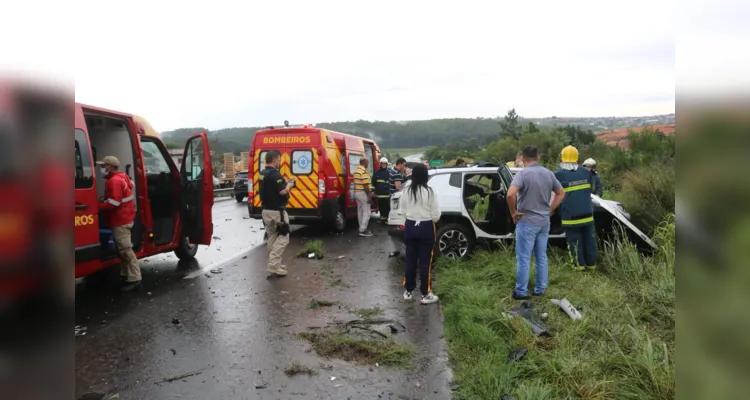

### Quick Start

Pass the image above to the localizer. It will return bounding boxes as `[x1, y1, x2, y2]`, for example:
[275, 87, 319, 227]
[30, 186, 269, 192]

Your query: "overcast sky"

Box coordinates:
[3, 0, 746, 132]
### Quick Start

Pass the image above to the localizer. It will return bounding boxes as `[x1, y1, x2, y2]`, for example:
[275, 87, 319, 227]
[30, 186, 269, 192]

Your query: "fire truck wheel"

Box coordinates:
[174, 235, 199, 260]
[331, 204, 346, 232]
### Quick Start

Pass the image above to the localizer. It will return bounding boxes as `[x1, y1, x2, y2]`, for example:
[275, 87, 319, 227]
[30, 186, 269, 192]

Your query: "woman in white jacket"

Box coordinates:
[401, 164, 441, 304]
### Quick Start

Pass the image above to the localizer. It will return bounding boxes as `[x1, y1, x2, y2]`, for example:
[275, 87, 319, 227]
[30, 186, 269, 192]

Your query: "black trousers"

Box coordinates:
[377, 196, 391, 220]
[403, 219, 436, 296]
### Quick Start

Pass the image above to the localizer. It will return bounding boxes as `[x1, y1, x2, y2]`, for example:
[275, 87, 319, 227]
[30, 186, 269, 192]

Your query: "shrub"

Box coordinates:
[617, 159, 675, 232]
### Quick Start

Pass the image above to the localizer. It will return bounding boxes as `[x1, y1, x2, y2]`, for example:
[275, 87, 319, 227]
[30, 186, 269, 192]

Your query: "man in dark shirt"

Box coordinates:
[259, 150, 295, 278]
[390, 158, 406, 192]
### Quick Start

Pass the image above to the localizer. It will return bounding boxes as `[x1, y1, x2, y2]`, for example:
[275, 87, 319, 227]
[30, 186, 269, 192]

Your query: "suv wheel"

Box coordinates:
[236, 194, 244, 202]
[436, 223, 475, 259]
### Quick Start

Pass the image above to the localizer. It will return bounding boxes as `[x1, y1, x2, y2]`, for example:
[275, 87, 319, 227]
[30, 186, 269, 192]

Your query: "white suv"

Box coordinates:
[387, 165, 655, 259]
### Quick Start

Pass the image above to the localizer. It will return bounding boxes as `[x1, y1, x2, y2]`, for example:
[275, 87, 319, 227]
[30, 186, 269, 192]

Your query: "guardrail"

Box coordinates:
[214, 187, 235, 197]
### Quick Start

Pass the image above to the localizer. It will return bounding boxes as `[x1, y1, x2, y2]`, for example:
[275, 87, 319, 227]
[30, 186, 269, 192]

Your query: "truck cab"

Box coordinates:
[74, 103, 214, 278]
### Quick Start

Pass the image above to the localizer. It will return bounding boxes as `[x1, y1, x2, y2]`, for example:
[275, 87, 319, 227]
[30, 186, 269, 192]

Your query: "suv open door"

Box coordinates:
[180, 132, 214, 245]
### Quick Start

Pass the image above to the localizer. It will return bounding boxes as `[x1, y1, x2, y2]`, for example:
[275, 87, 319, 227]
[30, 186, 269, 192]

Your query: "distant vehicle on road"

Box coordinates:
[247, 123, 381, 231]
[234, 170, 248, 202]
[387, 165, 655, 259]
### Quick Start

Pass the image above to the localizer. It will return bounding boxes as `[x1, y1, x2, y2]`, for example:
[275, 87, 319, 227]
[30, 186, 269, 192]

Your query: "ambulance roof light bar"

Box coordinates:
[264, 120, 315, 130]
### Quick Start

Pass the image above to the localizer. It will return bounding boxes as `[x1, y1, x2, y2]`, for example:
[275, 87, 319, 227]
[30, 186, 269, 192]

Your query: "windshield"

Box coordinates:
[236, 172, 248, 179]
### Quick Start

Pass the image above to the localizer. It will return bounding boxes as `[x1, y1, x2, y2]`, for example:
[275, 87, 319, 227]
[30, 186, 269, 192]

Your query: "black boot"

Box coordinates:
[120, 280, 142, 292]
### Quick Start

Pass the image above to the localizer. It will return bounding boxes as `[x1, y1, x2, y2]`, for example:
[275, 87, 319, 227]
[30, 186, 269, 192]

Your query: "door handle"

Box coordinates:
[75, 204, 88, 210]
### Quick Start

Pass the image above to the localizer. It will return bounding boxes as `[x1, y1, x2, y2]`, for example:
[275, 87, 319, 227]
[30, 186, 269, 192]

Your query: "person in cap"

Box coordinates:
[555, 146, 597, 271]
[353, 157, 373, 236]
[97, 156, 140, 291]
[372, 157, 392, 223]
[582, 158, 603, 197]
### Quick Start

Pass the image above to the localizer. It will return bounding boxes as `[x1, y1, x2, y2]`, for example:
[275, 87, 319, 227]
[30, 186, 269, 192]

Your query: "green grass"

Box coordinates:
[355, 307, 384, 318]
[284, 362, 317, 376]
[309, 299, 338, 309]
[298, 331, 413, 368]
[298, 239, 325, 258]
[438, 216, 675, 400]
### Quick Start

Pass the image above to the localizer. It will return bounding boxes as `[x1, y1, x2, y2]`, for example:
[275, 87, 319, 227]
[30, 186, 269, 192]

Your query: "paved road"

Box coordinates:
[75, 199, 452, 400]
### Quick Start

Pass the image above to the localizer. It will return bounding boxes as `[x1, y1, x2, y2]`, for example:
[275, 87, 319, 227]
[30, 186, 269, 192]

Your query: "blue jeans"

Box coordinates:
[514, 221, 550, 297]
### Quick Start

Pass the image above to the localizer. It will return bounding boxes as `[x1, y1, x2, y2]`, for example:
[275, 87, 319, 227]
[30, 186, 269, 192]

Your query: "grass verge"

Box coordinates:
[298, 239, 325, 258]
[309, 299, 337, 309]
[284, 362, 317, 376]
[438, 216, 675, 400]
[355, 307, 384, 318]
[299, 331, 413, 368]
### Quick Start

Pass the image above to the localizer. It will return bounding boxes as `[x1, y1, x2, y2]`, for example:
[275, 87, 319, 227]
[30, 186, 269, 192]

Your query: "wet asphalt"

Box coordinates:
[75, 198, 452, 400]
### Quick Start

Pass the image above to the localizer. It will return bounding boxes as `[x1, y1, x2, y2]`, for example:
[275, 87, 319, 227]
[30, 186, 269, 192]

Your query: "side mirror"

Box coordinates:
[136, 122, 146, 135]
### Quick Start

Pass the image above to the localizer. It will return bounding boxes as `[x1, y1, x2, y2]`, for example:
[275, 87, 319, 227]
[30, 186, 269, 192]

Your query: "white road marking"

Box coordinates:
[183, 250, 255, 280]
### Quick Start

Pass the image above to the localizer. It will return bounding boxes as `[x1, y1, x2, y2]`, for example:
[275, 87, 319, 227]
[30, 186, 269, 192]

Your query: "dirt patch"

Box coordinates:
[320, 262, 349, 288]
[299, 330, 412, 368]
[284, 362, 317, 376]
[309, 299, 338, 309]
[355, 307, 384, 318]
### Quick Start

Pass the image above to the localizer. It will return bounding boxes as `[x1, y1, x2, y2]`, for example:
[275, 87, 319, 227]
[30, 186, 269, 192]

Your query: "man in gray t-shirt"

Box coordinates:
[507, 146, 566, 299]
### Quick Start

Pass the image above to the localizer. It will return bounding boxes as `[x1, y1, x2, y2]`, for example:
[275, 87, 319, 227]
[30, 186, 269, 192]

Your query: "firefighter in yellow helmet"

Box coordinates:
[554, 146, 597, 271]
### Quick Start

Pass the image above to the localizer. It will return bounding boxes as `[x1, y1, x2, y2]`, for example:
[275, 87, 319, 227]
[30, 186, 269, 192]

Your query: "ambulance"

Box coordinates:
[247, 123, 381, 231]
[75, 103, 215, 278]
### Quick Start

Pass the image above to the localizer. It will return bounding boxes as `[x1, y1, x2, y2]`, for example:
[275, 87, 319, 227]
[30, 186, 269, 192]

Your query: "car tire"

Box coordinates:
[330, 204, 346, 233]
[435, 223, 475, 260]
[174, 235, 199, 260]
[235, 194, 244, 202]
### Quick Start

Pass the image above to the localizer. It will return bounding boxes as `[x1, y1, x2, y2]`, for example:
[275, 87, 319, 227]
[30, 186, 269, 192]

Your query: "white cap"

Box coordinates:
[582, 158, 596, 167]
[380, 157, 389, 163]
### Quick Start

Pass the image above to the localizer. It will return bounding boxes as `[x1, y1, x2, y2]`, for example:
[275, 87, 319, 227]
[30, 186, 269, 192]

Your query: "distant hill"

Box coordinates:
[161, 113, 676, 155]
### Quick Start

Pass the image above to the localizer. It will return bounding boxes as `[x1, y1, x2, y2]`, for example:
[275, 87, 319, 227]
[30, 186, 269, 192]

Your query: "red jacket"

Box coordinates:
[99, 171, 136, 227]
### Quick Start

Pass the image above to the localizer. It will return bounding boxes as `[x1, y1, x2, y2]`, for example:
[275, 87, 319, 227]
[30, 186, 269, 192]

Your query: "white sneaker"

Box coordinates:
[359, 231, 373, 237]
[420, 292, 439, 304]
[403, 291, 414, 301]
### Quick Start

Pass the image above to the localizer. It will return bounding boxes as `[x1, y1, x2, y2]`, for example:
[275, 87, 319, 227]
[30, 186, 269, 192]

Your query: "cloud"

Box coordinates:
[1, 0, 685, 131]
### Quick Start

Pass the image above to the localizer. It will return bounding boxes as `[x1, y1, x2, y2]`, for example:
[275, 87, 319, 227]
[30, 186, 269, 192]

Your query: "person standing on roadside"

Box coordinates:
[97, 156, 140, 292]
[390, 158, 407, 194]
[507, 146, 566, 300]
[372, 157, 392, 223]
[556, 147, 598, 271]
[401, 163, 441, 304]
[582, 158, 604, 197]
[353, 157, 373, 237]
[259, 150, 296, 278]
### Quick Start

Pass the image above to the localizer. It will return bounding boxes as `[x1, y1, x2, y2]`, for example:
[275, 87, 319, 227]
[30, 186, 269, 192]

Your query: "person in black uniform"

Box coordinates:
[259, 150, 295, 278]
[372, 157, 392, 223]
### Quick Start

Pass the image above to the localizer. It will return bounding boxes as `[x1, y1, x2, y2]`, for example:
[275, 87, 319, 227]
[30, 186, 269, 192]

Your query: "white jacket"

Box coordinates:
[402, 186, 441, 222]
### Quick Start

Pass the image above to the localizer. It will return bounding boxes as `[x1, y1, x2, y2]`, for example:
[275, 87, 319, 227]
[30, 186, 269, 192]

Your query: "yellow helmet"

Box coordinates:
[561, 145, 579, 163]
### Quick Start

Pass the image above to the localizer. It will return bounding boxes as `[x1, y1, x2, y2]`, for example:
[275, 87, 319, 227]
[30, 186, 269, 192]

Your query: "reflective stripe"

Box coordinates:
[376, 195, 390, 198]
[121, 195, 134, 202]
[106, 199, 121, 206]
[376, 179, 387, 183]
[564, 183, 591, 192]
[562, 216, 594, 225]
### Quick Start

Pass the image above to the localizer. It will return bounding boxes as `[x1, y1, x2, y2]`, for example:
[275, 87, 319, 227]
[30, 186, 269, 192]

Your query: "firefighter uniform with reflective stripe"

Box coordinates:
[99, 171, 140, 282]
[372, 167, 391, 221]
[554, 167, 597, 270]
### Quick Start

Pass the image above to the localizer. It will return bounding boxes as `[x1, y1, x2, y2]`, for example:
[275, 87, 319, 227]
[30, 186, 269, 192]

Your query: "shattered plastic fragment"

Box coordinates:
[551, 298, 583, 320]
